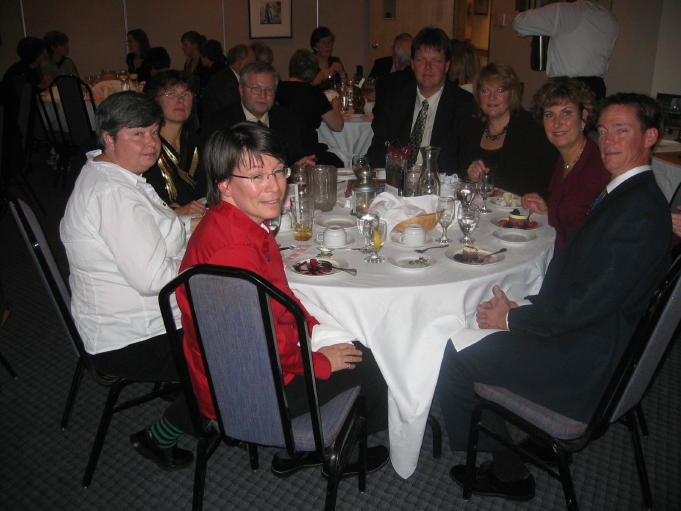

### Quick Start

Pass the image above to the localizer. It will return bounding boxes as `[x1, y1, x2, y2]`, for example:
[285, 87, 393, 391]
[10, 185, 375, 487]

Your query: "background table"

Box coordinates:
[276, 198, 554, 478]
[652, 139, 681, 201]
[317, 114, 374, 167]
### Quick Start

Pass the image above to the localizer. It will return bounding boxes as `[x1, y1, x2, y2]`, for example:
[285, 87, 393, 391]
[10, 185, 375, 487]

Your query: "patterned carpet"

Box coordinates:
[1, 164, 680, 511]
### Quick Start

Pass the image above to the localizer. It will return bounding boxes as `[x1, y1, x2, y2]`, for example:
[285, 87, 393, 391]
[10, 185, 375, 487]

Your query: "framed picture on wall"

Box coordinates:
[248, 0, 292, 39]
[474, 0, 489, 15]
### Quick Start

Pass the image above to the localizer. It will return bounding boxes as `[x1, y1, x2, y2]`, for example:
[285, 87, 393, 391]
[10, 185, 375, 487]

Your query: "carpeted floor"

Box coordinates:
[1, 161, 680, 511]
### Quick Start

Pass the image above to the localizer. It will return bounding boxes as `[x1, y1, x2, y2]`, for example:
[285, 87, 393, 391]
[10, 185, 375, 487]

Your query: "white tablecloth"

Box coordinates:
[652, 140, 681, 201]
[317, 114, 374, 167]
[276, 199, 555, 478]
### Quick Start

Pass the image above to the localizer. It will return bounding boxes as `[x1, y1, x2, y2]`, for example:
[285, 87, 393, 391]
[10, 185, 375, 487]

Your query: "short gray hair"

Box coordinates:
[95, 91, 162, 149]
[288, 49, 318, 83]
[239, 61, 279, 86]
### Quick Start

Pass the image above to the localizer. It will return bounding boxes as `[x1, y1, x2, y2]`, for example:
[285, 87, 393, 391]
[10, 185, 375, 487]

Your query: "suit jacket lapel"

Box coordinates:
[398, 85, 417, 145]
[430, 84, 452, 148]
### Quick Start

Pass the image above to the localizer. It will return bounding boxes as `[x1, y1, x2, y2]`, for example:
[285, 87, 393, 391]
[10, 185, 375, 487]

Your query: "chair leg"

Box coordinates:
[427, 414, 442, 459]
[626, 413, 653, 509]
[82, 383, 123, 487]
[61, 358, 84, 430]
[635, 404, 649, 437]
[323, 452, 341, 511]
[247, 443, 259, 470]
[463, 406, 483, 500]
[0, 350, 18, 379]
[358, 414, 367, 493]
[557, 451, 579, 511]
[192, 437, 210, 511]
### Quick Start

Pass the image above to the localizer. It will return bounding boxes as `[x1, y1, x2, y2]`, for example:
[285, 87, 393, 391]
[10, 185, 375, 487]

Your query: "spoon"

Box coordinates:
[481, 247, 507, 263]
[414, 244, 449, 254]
[279, 244, 296, 251]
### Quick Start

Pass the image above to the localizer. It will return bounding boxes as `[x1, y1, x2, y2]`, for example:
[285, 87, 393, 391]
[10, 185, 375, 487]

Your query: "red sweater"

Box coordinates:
[176, 201, 330, 419]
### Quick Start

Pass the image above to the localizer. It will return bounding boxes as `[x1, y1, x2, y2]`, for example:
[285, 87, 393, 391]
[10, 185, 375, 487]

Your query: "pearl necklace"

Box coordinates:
[483, 124, 508, 141]
[563, 138, 587, 171]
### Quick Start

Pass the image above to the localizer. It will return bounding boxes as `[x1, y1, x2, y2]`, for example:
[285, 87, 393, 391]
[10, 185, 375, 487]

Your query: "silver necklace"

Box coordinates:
[483, 124, 508, 141]
[563, 138, 586, 171]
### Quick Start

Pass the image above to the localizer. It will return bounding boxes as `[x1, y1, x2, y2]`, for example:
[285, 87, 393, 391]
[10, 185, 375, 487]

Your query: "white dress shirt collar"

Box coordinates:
[606, 165, 651, 194]
[242, 103, 270, 127]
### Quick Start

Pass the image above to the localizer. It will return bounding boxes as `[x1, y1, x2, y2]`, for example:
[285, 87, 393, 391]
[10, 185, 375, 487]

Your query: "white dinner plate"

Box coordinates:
[445, 247, 506, 266]
[492, 229, 537, 243]
[387, 255, 435, 270]
[389, 230, 433, 249]
[490, 195, 521, 209]
[316, 214, 358, 229]
[490, 215, 541, 230]
[314, 234, 356, 249]
[289, 257, 348, 277]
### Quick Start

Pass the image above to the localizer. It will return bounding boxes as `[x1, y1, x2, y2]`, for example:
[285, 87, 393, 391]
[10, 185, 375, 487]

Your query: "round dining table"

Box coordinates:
[276, 193, 555, 479]
[317, 113, 374, 167]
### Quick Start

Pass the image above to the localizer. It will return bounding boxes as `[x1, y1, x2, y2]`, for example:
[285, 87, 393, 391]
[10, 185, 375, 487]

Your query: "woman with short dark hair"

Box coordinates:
[181, 30, 206, 75]
[309, 26, 344, 88]
[126, 28, 151, 82]
[43, 30, 79, 77]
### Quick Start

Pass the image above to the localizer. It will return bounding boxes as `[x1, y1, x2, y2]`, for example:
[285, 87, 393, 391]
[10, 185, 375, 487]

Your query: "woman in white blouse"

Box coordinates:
[60, 91, 198, 472]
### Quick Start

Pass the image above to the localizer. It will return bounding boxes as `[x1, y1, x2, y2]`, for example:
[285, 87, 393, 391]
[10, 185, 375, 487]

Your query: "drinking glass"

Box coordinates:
[363, 218, 387, 263]
[436, 197, 456, 245]
[357, 211, 378, 254]
[457, 179, 476, 208]
[458, 206, 480, 246]
[477, 172, 494, 214]
[268, 214, 282, 237]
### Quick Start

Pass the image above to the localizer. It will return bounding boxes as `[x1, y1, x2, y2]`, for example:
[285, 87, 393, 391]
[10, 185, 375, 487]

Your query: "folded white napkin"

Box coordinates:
[295, 289, 357, 349]
[369, 192, 440, 234]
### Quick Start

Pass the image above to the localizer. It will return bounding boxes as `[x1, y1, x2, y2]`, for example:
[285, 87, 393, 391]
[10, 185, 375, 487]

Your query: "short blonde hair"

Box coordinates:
[473, 63, 523, 121]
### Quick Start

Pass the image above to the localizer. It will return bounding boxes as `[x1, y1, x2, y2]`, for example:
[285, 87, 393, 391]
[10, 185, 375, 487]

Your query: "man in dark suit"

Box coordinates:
[201, 44, 255, 121]
[367, 27, 475, 171]
[369, 32, 412, 79]
[202, 61, 312, 167]
[436, 93, 671, 501]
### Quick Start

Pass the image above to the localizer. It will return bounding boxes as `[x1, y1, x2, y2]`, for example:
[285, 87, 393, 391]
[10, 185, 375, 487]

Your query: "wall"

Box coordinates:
[488, 0, 667, 108]
[0, 0, 370, 82]
[651, 0, 681, 96]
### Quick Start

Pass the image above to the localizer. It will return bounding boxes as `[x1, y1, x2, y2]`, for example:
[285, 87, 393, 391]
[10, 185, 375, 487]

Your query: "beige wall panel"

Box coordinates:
[0, 1, 25, 72]
[318, 0, 369, 76]
[650, 0, 680, 96]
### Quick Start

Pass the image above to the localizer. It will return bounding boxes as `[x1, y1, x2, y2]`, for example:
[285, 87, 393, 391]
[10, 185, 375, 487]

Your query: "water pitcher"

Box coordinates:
[417, 146, 441, 196]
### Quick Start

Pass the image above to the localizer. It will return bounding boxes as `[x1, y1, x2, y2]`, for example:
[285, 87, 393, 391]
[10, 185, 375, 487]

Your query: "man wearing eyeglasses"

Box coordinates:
[203, 62, 314, 167]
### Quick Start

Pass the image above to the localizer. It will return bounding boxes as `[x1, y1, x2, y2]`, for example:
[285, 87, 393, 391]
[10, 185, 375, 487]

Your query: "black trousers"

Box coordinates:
[574, 76, 606, 102]
[286, 343, 388, 434]
[91, 332, 193, 433]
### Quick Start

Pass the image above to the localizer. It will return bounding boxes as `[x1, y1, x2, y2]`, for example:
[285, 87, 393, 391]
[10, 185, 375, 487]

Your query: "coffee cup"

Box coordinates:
[400, 224, 426, 246]
[316, 226, 348, 248]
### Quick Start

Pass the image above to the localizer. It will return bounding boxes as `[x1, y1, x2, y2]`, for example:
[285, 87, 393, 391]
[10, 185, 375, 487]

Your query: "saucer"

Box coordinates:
[387, 255, 435, 270]
[316, 215, 357, 229]
[492, 229, 537, 243]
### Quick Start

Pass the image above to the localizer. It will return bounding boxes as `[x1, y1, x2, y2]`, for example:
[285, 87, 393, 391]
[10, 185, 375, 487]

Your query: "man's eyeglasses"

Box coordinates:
[243, 85, 276, 96]
[231, 167, 291, 185]
[158, 90, 193, 100]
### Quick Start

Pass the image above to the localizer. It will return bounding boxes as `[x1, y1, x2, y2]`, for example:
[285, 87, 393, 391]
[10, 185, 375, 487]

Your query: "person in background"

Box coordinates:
[126, 29, 151, 83]
[201, 43, 254, 120]
[367, 27, 476, 171]
[147, 47, 171, 77]
[144, 71, 205, 217]
[369, 32, 412, 79]
[177, 122, 389, 478]
[522, 78, 610, 252]
[448, 40, 478, 94]
[43, 30, 79, 78]
[60, 91, 200, 472]
[276, 49, 344, 167]
[463, 63, 556, 197]
[438, 92, 669, 503]
[181, 30, 206, 75]
[513, 0, 618, 100]
[309, 26, 345, 89]
[251, 41, 274, 65]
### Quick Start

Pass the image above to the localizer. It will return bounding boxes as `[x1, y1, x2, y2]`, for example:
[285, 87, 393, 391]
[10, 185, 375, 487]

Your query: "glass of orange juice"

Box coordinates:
[364, 218, 387, 264]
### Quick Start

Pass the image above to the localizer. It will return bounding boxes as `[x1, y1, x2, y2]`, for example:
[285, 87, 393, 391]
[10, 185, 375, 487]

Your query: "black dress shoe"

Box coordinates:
[322, 444, 390, 479]
[451, 461, 535, 501]
[130, 429, 193, 471]
[271, 451, 325, 478]
[518, 438, 572, 467]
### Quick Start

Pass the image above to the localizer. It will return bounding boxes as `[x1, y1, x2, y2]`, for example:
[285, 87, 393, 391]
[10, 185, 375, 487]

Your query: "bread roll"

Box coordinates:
[394, 212, 441, 232]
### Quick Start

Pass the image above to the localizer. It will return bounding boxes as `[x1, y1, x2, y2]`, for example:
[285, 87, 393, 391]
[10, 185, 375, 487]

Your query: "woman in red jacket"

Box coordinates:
[176, 122, 388, 477]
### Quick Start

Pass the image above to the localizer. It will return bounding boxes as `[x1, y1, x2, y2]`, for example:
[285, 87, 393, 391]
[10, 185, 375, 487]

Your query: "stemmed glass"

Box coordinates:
[268, 215, 282, 237]
[477, 173, 494, 214]
[436, 197, 456, 245]
[362, 217, 387, 263]
[458, 206, 480, 246]
[357, 211, 378, 254]
[457, 179, 476, 208]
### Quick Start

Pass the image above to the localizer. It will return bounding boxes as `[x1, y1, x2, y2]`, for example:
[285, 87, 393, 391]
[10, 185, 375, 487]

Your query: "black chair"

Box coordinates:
[159, 264, 369, 511]
[462, 255, 681, 510]
[9, 197, 174, 487]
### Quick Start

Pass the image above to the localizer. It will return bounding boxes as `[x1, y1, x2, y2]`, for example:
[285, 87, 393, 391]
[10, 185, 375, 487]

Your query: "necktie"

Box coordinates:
[589, 188, 608, 213]
[408, 100, 429, 165]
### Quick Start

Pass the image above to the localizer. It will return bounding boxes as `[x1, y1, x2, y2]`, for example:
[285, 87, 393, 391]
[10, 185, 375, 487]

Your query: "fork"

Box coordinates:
[414, 244, 449, 254]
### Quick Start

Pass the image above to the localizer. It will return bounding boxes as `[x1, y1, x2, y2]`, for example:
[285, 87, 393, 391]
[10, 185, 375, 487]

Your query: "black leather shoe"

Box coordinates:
[271, 451, 325, 478]
[322, 444, 390, 479]
[130, 429, 193, 471]
[451, 461, 535, 501]
[518, 438, 572, 467]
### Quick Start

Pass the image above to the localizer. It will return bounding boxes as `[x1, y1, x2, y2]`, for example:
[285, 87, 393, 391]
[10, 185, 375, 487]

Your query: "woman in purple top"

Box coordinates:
[523, 78, 610, 252]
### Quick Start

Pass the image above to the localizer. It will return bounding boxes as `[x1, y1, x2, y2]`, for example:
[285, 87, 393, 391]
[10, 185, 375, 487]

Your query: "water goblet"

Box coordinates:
[457, 179, 476, 208]
[268, 214, 282, 237]
[458, 206, 480, 246]
[436, 197, 456, 245]
[477, 173, 494, 214]
[364, 218, 387, 263]
[357, 211, 378, 254]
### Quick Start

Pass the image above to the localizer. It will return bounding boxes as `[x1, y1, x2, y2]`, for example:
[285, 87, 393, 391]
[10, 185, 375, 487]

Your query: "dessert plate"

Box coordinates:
[492, 229, 537, 243]
[445, 247, 505, 266]
[387, 255, 435, 270]
[290, 257, 348, 277]
[491, 216, 541, 230]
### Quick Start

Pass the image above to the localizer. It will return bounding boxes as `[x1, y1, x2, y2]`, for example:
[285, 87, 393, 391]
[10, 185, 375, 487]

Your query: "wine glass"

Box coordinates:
[477, 173, 494, 214]
[364, 218, 387, 263]
[457, 179, 476, 208]
[268, 215, 282, 237]
[357, 211, 378, 254]
[436, 197, 456, 245]
[458, 206, 480, 246]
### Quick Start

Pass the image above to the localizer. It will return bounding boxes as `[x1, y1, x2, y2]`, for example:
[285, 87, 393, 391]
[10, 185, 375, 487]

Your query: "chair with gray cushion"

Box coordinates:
[462, 254, 681, 510]
[159, 264, 367, 511]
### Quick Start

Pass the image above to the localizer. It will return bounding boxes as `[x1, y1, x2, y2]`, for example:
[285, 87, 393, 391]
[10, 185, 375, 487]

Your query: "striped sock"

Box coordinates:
[150, 417, 184, 449]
